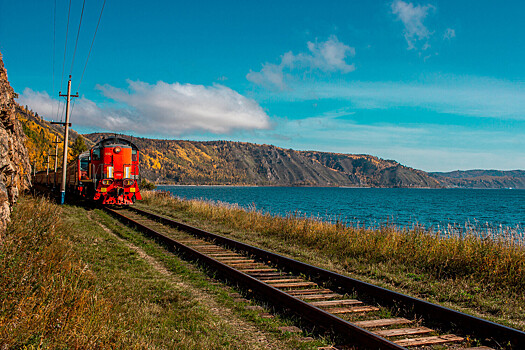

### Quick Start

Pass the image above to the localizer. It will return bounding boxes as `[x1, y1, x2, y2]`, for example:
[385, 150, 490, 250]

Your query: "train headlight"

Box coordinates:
[102, 179, 113, 185]
[114, 147, 121, 154]
[123, 179, 134, 186]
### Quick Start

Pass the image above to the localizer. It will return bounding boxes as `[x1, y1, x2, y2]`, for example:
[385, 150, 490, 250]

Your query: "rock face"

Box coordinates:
[0, 53, 31, 234]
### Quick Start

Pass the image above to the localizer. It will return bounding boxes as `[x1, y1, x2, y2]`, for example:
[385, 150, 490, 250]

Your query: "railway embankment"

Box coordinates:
[136, 190, 525, 333]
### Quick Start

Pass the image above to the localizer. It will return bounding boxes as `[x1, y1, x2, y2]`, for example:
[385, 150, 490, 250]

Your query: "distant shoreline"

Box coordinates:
[156, 184, 524, 190]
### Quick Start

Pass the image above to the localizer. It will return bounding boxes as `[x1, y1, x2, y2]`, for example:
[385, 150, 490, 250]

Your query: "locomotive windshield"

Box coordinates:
[80, 157, 89, 171]
[92, 148, 101, 160]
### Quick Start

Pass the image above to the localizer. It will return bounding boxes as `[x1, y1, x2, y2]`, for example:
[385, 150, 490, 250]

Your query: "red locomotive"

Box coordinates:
[34, 136, 143, 205]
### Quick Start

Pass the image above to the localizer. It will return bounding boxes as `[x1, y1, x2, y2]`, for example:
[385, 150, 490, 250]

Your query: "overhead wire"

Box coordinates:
[77, 0, 106, 91]
[70, 0, 86, 76]
[55, 0, 106, 126]
[72, 0, 107, 119]
[57, 0, 73, 122]
[51, 0, 57, 122]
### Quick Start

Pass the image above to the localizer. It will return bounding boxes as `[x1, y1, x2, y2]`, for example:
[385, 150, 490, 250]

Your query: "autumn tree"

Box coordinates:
[70, 135, 87, 159]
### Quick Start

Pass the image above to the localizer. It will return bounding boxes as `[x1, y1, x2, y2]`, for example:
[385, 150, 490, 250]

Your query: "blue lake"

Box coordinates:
[159, 186, 524, 233]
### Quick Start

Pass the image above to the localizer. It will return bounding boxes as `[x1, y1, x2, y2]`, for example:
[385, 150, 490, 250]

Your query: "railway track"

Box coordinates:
[104, 205, 525, 349]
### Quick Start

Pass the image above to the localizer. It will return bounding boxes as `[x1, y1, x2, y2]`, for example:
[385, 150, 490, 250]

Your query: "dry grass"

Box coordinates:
[0, 196, 120, 349]
[142, 191, 525, 294]
[0, 195, 326, 349]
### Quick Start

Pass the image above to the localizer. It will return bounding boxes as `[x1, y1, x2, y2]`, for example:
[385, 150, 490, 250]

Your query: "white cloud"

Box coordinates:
[391, 0, 435, 50]
[17, 81, 271, 136]
[302, 37, 356, 72]
[443, 28, 456, 40]
[247, 63, 287, 90]
[247, 36, 355, 90]
[17, 89, 56, 118]
[278, 77, 525, 120]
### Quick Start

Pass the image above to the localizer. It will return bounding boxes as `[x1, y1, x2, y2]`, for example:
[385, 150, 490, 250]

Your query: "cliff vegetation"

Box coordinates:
[17, 105, 91, 173]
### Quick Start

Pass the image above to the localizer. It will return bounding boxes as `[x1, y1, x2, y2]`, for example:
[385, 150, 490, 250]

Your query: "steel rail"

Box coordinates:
[126, 206, 525, 349]
[104, 206, 406, 349]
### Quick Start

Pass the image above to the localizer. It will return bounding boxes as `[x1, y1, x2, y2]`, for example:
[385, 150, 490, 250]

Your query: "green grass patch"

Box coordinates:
[87, 207, 327, 349]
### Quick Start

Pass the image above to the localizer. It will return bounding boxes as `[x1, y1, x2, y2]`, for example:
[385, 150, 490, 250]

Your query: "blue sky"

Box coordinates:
[1, 0, 524, 171]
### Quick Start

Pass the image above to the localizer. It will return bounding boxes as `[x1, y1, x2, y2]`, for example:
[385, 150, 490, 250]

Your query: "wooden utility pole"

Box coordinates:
[46, 154, 50, 185]
[53, 135, 59, 188]
[57, 75, 78, 204]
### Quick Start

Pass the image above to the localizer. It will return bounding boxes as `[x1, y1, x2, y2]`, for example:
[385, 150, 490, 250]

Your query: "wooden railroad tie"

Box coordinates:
[271, 282, 318, 288]
[217, 259, 256, 264]
[353, 318, 413, 328]
[207, 253, 242, 257]
[394, 334, 463, 347]
[264, 278, 305, 284]
[309, 299, 362, 307]
[327, 306, 380, 314]
[372, 326, 433, 337]
[298, 293, 342, 301]
[257, 275, 293, 280]
[287, 288, 334, 295]
[240, 268, 278, 273]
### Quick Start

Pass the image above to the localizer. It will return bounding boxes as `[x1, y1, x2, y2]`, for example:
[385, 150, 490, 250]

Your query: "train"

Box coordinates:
[34, 136, 143, 205]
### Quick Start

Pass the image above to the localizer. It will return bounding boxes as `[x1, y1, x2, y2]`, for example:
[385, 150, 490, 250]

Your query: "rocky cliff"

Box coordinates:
[0, 53, 31, 234]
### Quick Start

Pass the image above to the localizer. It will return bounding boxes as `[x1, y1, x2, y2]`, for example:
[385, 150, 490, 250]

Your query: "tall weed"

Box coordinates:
[143, 191, 525, 293]
[0, 197, 119, 349]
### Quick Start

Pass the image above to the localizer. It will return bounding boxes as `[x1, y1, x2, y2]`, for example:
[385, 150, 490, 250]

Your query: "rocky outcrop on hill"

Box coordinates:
[86, 133, 442, 188]
[430, 170, 525, 189]
[303, 151, 441, 188]
[0, 53, 31, 234]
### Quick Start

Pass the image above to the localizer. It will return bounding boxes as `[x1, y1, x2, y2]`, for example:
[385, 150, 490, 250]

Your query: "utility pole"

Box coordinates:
[56, 75, 78, 204]
[53, 135, 59, 188]
[46, 154, 50, 185]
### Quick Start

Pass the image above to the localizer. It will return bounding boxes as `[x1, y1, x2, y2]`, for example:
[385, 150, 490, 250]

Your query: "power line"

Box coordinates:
[58, 0, 73, 122]
[51, 0, 57, 121]
[77, 0, 106, 91]
[70, 0, 86, 75]
[60, 0, 72, 96]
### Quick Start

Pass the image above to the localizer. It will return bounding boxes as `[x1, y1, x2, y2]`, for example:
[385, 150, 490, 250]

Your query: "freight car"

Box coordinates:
[34, 136, 143, 205]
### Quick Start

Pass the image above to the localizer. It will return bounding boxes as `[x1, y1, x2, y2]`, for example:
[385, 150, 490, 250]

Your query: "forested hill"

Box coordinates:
[85, 133, 441, 188]
[430, 170, 525, 189]
[17, 105, 93, 172]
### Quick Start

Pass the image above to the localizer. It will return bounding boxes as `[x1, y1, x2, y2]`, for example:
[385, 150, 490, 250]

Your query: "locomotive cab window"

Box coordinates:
[132, 149, 137, 161]
[80, 157, 89, 171]
[92, 148, 101, 160]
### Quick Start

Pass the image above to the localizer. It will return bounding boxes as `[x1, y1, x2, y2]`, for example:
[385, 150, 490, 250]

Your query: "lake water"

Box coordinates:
[159, 186, 524, 236]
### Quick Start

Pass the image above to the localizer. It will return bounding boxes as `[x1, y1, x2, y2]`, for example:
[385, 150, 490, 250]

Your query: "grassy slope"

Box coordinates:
[137, 191, 525, 332]
[1, 196, 325, 349]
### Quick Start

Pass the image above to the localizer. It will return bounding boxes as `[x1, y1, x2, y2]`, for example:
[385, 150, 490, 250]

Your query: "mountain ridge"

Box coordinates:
[17, 112, 524, 189]
[85, 132, 442, 188]
[430, 170, 525, 189]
